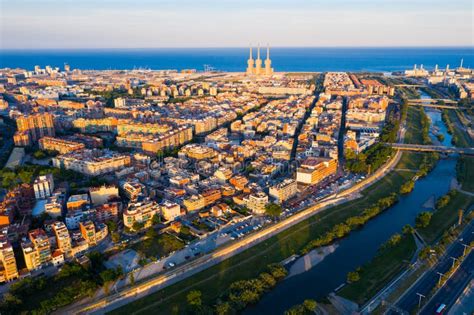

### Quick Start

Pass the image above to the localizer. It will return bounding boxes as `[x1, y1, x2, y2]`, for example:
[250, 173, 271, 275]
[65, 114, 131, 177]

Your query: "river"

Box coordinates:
[245, 91, 457, 314]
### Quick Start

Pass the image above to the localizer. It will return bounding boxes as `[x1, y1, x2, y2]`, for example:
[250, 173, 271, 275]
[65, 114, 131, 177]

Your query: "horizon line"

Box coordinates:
[1, 45, 473, 51]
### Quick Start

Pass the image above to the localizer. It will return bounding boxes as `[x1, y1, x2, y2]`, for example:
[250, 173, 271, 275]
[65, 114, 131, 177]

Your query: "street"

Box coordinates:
[392, 221, 474, 314]
[420, 251, 473, 315]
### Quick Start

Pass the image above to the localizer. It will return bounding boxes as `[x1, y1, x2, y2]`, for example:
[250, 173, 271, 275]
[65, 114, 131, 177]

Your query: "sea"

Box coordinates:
[0, 47, 472, 72]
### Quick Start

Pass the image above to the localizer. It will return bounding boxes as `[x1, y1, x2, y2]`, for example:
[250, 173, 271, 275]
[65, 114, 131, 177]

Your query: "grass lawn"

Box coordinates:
[132, 233, 185, 259]
[444, 110, 474, 192]
[418, 192, 474, 244]
[338, 234, 416, 306]
[396, 152, 424, 170]
[110, 154, 420, 315]
[404, 107, 424, 145]
[447, 110, 473, 148]
[457, 156, 474, 193]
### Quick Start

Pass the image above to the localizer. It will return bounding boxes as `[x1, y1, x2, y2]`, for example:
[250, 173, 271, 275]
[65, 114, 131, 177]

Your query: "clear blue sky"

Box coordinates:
[0, 0, 472, 49]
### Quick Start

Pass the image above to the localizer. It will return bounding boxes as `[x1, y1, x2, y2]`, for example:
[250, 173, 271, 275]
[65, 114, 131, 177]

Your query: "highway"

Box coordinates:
[392, 222, 474, 314]
[420, 251, 474, 315]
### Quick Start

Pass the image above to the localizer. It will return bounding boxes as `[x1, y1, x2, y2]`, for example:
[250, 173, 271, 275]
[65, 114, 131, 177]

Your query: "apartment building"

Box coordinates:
[123, 200, 160, 229]
[22, 229, 52, 271]
[14, 112, 55, 146]
[39, 136, 85, 154]
[121, 181, 143, 201]
[183, 195, 205, 212]
[269, 179, 298, 203]
[44, 191, 66, 218]
[202, 189, 222, 207]
[67, 194, 90, 211]
[296, 157, 338, 185]
[160, 200, 181, 221]
[53, 149, 131, 176]
[51, 221, 72, 258]
[89, 185, 119, 206]
[33, 174, 54, 200]
[79, 221, 108, 246]
[244, 192, 268, 214]
[0, 236, 19, 282]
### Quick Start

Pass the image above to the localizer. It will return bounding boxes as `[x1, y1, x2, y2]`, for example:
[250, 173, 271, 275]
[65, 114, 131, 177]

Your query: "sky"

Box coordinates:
[0, 0, 473, 49]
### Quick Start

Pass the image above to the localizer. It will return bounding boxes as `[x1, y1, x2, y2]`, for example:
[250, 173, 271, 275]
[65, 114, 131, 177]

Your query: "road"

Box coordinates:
[392, 221, 474, 314]
[420, 251, 473, 315]
[448, 279, 474, 315]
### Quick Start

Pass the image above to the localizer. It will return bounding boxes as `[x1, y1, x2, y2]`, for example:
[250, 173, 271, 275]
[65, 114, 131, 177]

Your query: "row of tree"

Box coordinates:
[284, 299, 318, 315]
[185, 264, 288, 314]
[346, 227, 414, 284]
[301, 194, 399, 254]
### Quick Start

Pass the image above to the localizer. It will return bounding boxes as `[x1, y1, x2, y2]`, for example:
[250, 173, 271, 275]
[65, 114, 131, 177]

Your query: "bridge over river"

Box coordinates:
[388, 143, 474, 155]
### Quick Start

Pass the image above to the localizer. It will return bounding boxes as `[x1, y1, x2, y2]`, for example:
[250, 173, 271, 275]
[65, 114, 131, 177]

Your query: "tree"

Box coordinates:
[87, 251, 105, 270]
[100, 266, 123, 283]
[151, 213, 161, 225]
[187, 290, 202, 307]
[132, 221, 145, 231]
[267, 264, 288, 281]
[215, 302, 234, 315]
[284, 299, 317, 315]
[385, 233, 402, 248]
[347, 271, 360, 283]
[145, 227, 158, 239]
[402, 224, 414, 235]
[258, 272, 276, 290]
[265, 203, 282, 218]
[416, 212, 433, 229]
[111, 232, 120, 243]
[400, 180, 415, 194]
[105, 220, 118, 233]
[33, 150, 47, 160]
[435, 191, 456, 209]
[302, 299, 317, 312]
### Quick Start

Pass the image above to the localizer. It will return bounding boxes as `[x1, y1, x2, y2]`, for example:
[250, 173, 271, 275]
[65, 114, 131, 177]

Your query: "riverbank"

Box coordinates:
[419, 190, 474, 244]
[338, 234, 417, 305]
[441, 109, 474, 193]
[286, 245, 338, 278]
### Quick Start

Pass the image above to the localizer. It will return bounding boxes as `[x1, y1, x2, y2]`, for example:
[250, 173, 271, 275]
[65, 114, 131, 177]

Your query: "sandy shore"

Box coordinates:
[287, 244, 338, 278]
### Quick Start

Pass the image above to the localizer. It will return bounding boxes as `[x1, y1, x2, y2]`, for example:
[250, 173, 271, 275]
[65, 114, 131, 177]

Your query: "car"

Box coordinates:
[168, 262, 176, 267]
[435, 304, 446, 315]
[185, 255, 190, 260]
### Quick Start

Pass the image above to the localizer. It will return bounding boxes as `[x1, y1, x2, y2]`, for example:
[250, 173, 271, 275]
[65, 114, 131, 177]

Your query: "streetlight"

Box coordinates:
[437, 272, 444, 286]
[416, 292, 425, 308]
[460, 243, 469, 257]
[450, 256, 457, 269]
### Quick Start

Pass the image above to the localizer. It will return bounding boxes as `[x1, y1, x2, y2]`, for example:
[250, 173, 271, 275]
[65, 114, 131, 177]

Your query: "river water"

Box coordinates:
[245, 92, 457, 314]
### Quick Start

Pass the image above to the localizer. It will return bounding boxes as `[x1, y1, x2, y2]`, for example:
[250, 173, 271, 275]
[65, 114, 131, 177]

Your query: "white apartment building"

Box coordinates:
[33, 174, 54, 200]
[244, 192, 269, 215]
